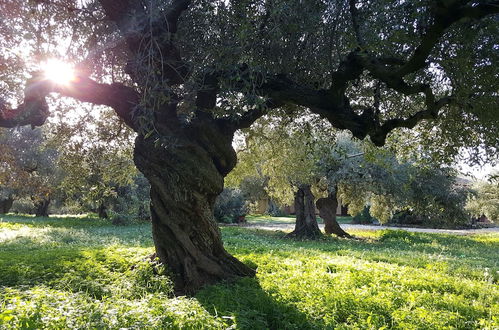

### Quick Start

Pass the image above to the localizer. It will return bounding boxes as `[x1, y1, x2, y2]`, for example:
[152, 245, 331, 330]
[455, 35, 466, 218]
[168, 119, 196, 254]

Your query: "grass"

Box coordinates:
[0, 214, 498, 329]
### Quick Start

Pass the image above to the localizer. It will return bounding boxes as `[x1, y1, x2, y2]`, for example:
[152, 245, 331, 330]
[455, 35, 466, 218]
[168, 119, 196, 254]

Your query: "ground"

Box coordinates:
[0, 214, 498, 329]
[243, 215, 499, 235]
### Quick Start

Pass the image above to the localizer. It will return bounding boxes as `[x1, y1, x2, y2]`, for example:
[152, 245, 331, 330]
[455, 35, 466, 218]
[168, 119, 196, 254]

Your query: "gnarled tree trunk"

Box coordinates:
[316, 191, 352, 238]
[133, 120, 255, 295]
[0, 195, 14, 214]
[34, 197, 50, 217]
[287, 185, 321, 239]
[97, 203, 108, 219]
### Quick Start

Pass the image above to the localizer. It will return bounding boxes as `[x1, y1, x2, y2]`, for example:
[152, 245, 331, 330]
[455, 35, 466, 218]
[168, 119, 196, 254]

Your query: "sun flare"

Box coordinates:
[42, 59, 75, 85]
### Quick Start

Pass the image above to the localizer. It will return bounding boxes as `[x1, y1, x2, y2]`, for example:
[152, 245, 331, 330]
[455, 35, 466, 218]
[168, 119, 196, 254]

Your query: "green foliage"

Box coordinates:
[233, 117, 470, 228]
[405, 167, 470, 228]
[228, 113, 334, 205]
[108, 174, 151, 222]
[53, 116, 139, 216]
[213, 188, 248, 223]
[352, 207, 377, 225]
[0, 127, 60, 211]
[467, 178, 499, 223]
[0, 214, 498, 329]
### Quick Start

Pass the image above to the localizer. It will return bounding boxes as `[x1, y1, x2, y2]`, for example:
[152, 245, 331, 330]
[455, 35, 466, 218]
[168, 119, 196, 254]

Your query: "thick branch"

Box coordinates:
[98, 0, 192, 85]
[195, 73, 219, 110]
[0, 74, 140, 130]
[165, 0, 191, 33]
[55, 76, 140, 129]
[97, 0, 146, 53]
[250, 1, 498, 145]
[227, 99, 285, 130]
[348, 0, 366, 48]
[0, 76, 50, 128]
[369, 95, 455, 146]
[396, 0, 499, 76]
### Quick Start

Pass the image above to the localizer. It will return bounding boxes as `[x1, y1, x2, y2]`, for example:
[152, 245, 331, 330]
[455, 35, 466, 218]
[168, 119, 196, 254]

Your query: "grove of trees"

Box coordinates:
[0, 0, 497, 294]
[227, 114, 471, 238]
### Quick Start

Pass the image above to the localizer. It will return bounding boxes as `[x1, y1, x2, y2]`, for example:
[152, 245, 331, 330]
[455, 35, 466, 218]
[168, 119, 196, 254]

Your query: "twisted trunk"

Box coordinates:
[133, 120, 255, 295]
[287, 185, 321, 239]
[316, 191, 352, 238]
[0, 195, 14, 214]
[97, 203, 109, 219]
[34, 198, 50, 217]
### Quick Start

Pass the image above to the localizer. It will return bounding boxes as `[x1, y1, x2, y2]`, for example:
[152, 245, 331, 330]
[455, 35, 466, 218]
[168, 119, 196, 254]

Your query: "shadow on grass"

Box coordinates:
[0, 214, 110, 228]
[224, 226, 498, 256]
[0, 246, 87, 287]
[222, 227, 498, 280]
[245, 214, 353, 225]
[196, 277, 325, 330]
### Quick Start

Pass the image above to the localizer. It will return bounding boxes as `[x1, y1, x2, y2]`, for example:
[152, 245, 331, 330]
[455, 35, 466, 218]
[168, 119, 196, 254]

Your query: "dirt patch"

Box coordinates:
[242, 223, 499, 235]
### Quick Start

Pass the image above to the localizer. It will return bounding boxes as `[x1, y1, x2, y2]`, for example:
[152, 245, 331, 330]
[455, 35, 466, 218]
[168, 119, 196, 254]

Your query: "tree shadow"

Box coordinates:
[222, 227, 498, 283]
[196, 277, 326, 330]
[0, 245, 87, 287]
[1, 213, 119, 228]
[232, 226, 498, 259]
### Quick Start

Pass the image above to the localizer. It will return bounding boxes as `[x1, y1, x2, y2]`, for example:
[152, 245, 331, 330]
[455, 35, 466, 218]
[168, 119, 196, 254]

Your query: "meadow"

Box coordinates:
[0, 214, 497, 329]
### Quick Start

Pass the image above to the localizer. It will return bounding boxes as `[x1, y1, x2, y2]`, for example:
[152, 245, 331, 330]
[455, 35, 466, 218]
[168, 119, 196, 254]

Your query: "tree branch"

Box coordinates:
[165, 0, 191, 33]
[396, 0, 499, 77]
[370, 95, 455, 146]
[98, 0, 192, 85]
[97, 0, 146, 54]
[348, 0, 366, 48]
[0, 73, 140, 130]
[228, 99, 285, 130]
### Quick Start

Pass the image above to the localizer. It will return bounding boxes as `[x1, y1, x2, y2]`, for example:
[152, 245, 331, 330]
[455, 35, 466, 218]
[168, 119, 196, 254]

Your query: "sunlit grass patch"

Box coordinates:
[0, 287, 224, 329]
[0, 213, 112, 228]
[0, 215, 498, 329]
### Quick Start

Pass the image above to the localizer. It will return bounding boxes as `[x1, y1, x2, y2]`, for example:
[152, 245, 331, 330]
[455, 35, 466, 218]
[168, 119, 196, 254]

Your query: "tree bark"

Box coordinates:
[0, 195, 14, 214]
[97, 203, 109, 219]
[287, 185, 322, 239]
[34, 198, 50, 217]
[316, 191, 352, 238]
[133, 120, 255, 295]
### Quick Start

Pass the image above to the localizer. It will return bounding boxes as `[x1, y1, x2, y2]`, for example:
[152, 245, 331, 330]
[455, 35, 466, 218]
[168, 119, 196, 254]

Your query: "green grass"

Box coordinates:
[246, 214, 353, 224]
[0, 214, 498, 329]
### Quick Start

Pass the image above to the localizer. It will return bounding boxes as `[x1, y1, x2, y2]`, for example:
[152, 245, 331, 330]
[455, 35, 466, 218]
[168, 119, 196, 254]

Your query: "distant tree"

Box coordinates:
[0, 131, 24, 213]
[213, 188, 248, 223]
[44, 105, 141, 219]
[228, 114, 328, 238]
[234, 115, 472, 234]
[467, 174, 499, 223]
[56, 138, 137, 218]
[402, 167, 470, 227]
[0, 127, 59, 216]
[326, 141, 470, 228]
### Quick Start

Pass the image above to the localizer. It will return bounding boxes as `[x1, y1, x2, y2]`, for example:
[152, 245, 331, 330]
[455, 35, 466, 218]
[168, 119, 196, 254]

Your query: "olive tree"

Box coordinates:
[0, 127, 60, 216]
[0, 0, 497, 293]
[467, 174, 499, 223]
[51, 110, 139, 218]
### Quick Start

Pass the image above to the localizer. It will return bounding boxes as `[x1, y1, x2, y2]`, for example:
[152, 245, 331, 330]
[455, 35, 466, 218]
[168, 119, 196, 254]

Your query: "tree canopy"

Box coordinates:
[230, 114, 470, 230]
[1, 0, 497, 154]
